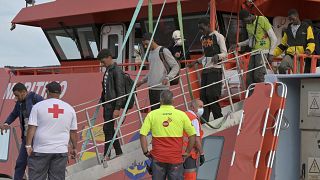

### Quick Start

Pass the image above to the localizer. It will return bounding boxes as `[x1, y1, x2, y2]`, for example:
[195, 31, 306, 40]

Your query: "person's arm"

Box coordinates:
[306, 26, 316, 54]
[69, 108, 78, 158]
[182, 114, 196, 154]
[273, 32, 288, 57]
[140, 135, 149, 154]
[267, 29, 278, 55]
[191, 119, 203, 154]
[25, 125, 37, 156]
[260, 16, 278, 55]
[163, 48, 180, 80]
[140, 113, 151, 156]
[216, 32, 228, 60]
[238, 39, 250, 47]
[4, 103, 19, 125]
[25, 105, 38, 155]
[113, 66, 126, 111]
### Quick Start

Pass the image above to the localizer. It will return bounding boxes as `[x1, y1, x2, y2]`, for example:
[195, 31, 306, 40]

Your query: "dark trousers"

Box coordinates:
[103, 105, 123, 157]
[14, 138, 28, 180]
[305, 57, 312, 73]
[200, 68, 223, 122]
[246, 54, 266, 88]
[152, 160, 184, 180]
[149, 89, 164, 111]
[28, 152, 68, 180]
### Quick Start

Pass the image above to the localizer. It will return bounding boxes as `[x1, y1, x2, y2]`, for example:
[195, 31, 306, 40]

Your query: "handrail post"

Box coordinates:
[311, 56, 317, 73]
[293, 55, 297, 74]
[233, 51, 246, 92]
[221, 64, 235, 112]
[300, 56, 305, 73]
[116, 118, 125, 146]
[85, 109, 101, 164]
[179, 77, 189, 110]
[134, 94, 144, 125]
[260, 51, 268, 73]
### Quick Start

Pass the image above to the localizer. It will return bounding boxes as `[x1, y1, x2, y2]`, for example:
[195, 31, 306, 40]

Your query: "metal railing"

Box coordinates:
[74, 49, 270, 166]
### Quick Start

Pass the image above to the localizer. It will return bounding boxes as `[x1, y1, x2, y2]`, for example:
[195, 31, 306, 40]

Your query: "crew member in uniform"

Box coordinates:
[183, 99, 205, 180]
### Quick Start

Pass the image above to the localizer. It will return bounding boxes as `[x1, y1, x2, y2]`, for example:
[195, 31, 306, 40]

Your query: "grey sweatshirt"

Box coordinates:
[142, 46, 180, 90]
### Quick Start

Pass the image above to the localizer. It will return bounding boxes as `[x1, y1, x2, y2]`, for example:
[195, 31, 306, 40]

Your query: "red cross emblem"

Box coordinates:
[48, 104, 64, 118]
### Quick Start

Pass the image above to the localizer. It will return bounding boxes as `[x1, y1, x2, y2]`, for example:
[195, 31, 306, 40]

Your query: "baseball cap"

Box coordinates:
[46, 81, 62, 94]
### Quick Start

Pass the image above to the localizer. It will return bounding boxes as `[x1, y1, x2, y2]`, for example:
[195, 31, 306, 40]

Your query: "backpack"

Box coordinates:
[122, 72, 135, 109]
[159, 47, 180, 86]
[313, 26, 320, 55]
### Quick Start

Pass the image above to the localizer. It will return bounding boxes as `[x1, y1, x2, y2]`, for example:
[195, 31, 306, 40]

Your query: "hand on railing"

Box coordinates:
[0, 123, 10, 135]
[305, 49, 311, 56]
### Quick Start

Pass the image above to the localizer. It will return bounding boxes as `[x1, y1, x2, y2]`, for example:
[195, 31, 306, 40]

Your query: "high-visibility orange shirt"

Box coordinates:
[140, 105, 196, 164]
[183, 111, 203, 159]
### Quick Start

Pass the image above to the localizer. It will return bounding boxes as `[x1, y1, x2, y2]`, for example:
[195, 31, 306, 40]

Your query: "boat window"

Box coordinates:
[77, 27, 99, 59]
[46, 25, 99, 61]
[47, 29, 82, 60]
[108, 34, 119, 59]
[0, 130, 10, 162]
[197, 136, 224, 180]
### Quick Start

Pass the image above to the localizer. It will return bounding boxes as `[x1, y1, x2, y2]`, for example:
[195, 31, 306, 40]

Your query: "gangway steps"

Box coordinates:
[66, 109, 244, 180]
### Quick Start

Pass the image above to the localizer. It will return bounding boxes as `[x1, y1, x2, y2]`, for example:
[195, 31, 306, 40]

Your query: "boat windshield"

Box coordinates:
[45, 26, 99, 61]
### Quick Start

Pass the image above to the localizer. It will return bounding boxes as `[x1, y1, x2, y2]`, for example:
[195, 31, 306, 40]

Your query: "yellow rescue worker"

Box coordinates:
[140, 90, 196, 180]
[274, 9, 315, 74]
[183, 99, 205, 180]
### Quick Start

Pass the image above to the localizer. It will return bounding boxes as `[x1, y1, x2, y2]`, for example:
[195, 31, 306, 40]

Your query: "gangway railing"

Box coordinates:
[292, 54, 320, 73]
[73, 49, 271, 168]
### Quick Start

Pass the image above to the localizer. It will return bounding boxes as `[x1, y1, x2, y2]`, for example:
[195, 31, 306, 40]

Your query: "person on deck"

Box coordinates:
[274, 9, 315, 74]
[168, 30, 191, 68]
[97, 49, 125, 160]
[26, 81, 77, 180]
[136, 33, 180, 111]
[237, 9, 277, 87]
[183, 99, 205, 180]
[140, 90, 196, 180]
[0, 83, 43, 180]
[188, 17, 227, 122]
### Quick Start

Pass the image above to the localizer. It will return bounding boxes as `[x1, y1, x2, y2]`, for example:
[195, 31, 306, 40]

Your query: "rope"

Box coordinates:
[148, 0, 153, 33]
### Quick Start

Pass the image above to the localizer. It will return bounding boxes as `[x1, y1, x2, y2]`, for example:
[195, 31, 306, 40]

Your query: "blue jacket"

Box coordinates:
[5, 92, 43, 137]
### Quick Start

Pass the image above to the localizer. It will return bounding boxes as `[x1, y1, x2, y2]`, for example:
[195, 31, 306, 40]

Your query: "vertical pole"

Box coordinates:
[179, 78, 189, 110]
[116, 118, 125, 146]
[85, 109, 102, 164]
[233, 52, 246, 92]
[293, 55, 297, 74]
[134, 94, 144, 125]
[311, 56, 317, 73]
[148, 0, 153, 33]
[210, 0, 216, 31]
[222, 64, 235, 112]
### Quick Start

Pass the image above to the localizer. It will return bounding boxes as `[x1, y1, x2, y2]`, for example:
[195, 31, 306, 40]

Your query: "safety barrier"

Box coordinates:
[74, 49, 271, 168]
[293, 54, 320, 74]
